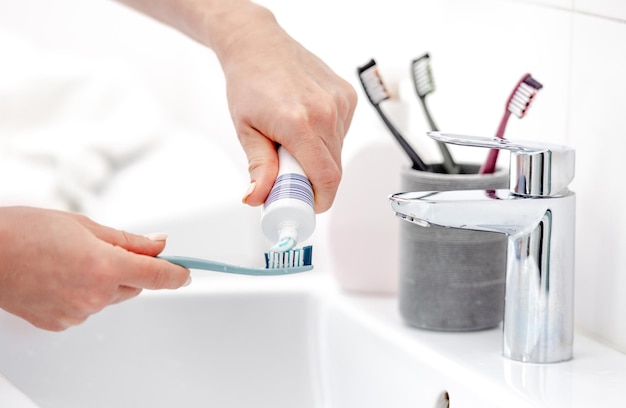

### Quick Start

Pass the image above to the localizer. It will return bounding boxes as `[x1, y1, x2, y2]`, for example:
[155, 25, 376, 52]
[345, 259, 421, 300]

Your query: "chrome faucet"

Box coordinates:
[390, 132, 576, 363]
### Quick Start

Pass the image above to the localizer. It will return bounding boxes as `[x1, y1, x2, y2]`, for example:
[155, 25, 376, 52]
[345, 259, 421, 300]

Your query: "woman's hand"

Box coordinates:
[219, 10, 357, 213]
[0, 207, 190, 331]
[116, 0, 357, 213]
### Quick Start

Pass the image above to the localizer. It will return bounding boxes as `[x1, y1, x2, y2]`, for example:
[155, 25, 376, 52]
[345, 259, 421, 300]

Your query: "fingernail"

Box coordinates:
[145, 232, 168, 241]
[242, 181, 256, 203]
[183, 275, 192, 287]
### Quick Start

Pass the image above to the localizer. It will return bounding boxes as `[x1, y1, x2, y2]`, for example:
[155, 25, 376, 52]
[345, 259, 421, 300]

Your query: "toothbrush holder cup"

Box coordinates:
[399, 163, 509, 331]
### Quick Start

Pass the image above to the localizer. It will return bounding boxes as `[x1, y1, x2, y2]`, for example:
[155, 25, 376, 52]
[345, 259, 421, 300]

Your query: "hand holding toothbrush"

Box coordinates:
[0, 207, 190, 331]
[117, 0, 358, 214]
[0, 0, 352, 333]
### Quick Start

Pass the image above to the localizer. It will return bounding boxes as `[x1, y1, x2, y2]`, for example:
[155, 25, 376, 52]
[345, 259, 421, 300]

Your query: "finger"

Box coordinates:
[37, 307, 89, 332]
[238, 126, 279, 207]
[119, 253, 190, 290]
[287, 108, 343, 212]
[300, 147, 341, 213]
[112, 285, 143, 304]
[288, 83, 354, 212]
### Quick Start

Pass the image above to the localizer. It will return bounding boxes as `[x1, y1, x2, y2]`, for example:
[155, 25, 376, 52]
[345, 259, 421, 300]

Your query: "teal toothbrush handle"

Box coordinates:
[159, 255, 313, 276]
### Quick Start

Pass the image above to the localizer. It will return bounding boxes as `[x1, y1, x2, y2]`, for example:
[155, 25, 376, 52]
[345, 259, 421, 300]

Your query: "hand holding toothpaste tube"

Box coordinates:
[117, 0, 357, 213]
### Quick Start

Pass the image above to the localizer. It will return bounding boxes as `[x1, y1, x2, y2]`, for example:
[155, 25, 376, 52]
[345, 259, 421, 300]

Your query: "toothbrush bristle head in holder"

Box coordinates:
[357, 58, 429, 171]
[357, 58, 391, 106]
[508, 74, 543, 119]
[412, 53, 435, 99]
[411, 53, 460, 174]
[479, 73, 543, 174]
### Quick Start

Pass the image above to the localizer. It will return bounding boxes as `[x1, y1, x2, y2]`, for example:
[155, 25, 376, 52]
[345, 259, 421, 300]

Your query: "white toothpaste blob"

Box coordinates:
[270, 235, 297, 252]
[261, 146, 316, 252]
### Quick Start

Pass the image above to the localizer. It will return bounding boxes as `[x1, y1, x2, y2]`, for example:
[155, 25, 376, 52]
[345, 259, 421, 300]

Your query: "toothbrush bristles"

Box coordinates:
[265, 245, 313, 269]
[523, 76, 544, 91]
[357, 59, 390, 106]
[507, 74, 543, 118]
[412, 53, 435, 97]
[356, 58, 430, 172]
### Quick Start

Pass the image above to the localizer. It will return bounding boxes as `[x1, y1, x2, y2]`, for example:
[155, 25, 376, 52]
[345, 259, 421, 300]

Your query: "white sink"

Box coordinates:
[1, 273, 626, 408]
[0, 276, 323, 408]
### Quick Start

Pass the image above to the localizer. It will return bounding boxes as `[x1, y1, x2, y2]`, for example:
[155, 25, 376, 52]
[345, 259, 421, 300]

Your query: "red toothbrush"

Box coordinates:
[479, 73, 543, 174]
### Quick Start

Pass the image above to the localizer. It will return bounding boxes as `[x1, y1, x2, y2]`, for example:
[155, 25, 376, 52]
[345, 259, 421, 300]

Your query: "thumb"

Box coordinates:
[240, 129, 279, 207]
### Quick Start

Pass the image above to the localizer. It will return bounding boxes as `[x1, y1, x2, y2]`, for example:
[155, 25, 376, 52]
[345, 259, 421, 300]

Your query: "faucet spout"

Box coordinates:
[391, 189, 555, 235]
[390, 188, 576, 363]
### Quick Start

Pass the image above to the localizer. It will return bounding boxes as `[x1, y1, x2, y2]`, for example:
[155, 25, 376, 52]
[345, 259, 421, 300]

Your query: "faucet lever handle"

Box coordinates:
[428, 132, 575, 197]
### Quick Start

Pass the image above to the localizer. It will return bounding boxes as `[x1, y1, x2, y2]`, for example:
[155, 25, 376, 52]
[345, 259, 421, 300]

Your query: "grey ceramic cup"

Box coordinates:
[399, 163, 509, 331]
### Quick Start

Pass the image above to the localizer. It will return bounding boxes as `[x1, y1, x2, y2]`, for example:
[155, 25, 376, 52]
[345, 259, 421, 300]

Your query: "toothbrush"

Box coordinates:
[411, 53, 460, 174]
[479, 73, 543, 174]
[160, 245, 313, 276]
[357, 59, 429, 171]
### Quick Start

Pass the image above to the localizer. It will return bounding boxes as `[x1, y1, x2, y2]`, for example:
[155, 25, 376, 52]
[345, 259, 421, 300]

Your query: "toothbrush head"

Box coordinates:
[480, 73, 544, 174]
[507, 73, 543, 118]
[265, 245, 313, 270]
[411, 53, 435, 98]
[357, 58, 391, 106]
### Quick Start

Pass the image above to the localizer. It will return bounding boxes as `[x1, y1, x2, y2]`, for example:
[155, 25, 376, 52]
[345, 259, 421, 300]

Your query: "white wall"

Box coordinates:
[1, 0, 625, 353]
